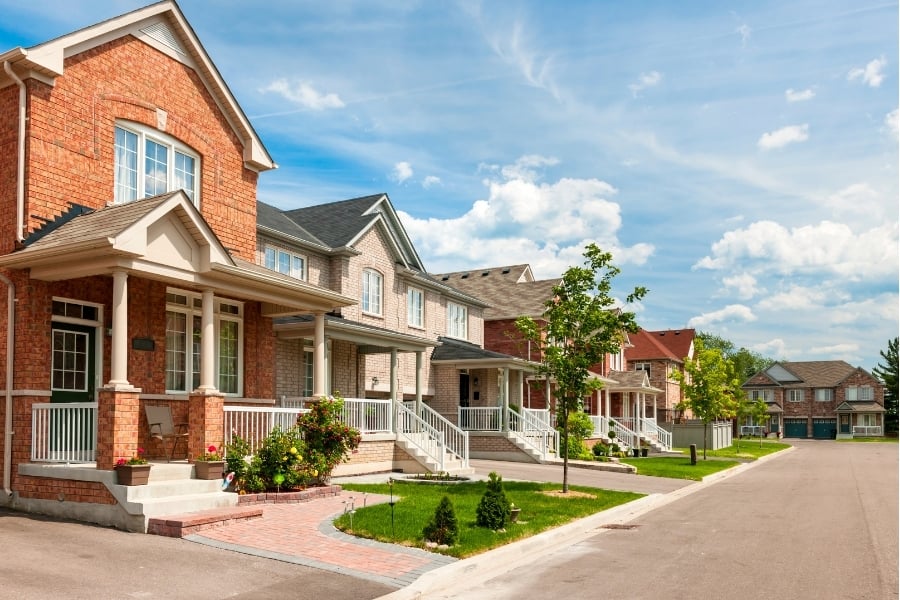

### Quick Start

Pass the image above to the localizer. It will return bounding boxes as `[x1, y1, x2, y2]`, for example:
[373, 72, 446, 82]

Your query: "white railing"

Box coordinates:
[458, 406, 501, 431]
[523, 407, 552, 428]
[396, 402, 447, 471]
[740, 425, 765, 436]
[852, 425, 882, 436]
[224, 406, 308, 455]
[32, 402, 98, 463]
[508, 407, 559, 459]
[340, 398, 392, 434]
[640, 417, 673, 451]
[589, 415, 609, 438]
[608, 418, 638, 450]
[413, 402, 469, 466]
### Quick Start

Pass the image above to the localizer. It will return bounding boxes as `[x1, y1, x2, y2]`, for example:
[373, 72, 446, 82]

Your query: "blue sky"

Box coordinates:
[1, 1, 897, 370]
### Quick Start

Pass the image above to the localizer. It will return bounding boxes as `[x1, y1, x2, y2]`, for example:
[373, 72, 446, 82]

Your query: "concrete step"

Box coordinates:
[124, 478, 223, 501]
[135, 491, 238, 518]
[147, 505, 263, 538]
[146, 462, 195, 482]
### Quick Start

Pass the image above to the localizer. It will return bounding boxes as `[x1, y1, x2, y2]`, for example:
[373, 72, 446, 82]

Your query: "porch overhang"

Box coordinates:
[274, 315, 436, 353]
[835, 401, 886, 413]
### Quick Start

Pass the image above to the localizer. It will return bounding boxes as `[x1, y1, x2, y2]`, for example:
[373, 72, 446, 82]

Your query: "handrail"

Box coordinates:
[414, 402, 468, 466]
[458, 406, 501, 431]
[395, 402, 446, 471]
[608, 417, 639, 449]
[31, 402, 97, 463]
[640, 417, 673, 451]
[508, 407, 559, 459]
[223, 406, 308, 455]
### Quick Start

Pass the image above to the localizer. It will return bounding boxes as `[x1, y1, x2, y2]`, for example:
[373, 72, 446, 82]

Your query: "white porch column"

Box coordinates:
[313, 312, 326, 397]
[518, 370, 524, 409]
[545, 376, 551, 410]
[198, 289, 216, 391]
[415, 351, 423, 414]
[501, 367, 510, 431]
[605, 389, 611, 420]
[108, 270, 130, 387]
[389, 348, 398, 402]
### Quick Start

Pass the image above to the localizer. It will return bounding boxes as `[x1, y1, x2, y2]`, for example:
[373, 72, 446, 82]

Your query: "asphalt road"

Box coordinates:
[429, 441, 900, 599]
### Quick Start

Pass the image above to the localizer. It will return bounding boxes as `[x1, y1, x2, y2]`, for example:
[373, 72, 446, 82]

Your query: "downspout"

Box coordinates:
[3, 60, 26, 243]
[0, 272, 15, 498]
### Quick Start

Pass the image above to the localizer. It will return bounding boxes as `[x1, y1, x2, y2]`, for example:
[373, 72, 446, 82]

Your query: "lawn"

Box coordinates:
[674, 439, 791, 461]
[335, 479, 643, 558]
[836, 436, 899, 443]
[619, 456, 740, 480]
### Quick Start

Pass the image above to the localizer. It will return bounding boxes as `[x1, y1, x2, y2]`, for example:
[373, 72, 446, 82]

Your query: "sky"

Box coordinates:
[0, 1, 897, 371]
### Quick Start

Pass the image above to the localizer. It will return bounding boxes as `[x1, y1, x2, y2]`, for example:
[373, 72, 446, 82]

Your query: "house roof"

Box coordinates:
[606, 369, 664, 394]
[0, 0, 274, 171]
[257, 201, 328, 249]
[274, 314, 437, 353]
[625, 328, 695, 363]
[835, 401, 885, 413]
[743, 361, 861, 388]
[434, 264, 560, 319]
[431, 336, 538, 370]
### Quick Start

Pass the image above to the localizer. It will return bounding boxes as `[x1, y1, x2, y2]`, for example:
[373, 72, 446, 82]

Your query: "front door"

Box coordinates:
[49, 323, 96, 459]
[459, 373, 470, 428]
[840, 414, 850, 434]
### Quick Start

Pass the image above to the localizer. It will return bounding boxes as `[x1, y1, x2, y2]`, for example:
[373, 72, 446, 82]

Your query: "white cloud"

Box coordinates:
[628, 71, 662, 97]
[262, 79, 345, 110]
[391, 161, 413, 183]
[687, 304, 756, 328]
[809, 343, 859, 356]
[824, 183, 887, 229]
[694, 220, 899, 281]
[785, 88, 815, 102]
[400, 156, 654, 278]
[756, 284, 832, 312]
[486, 20, 559, 99]
[751, 338, 788, 358]
[422, 175, 441, 189]
[886, 108, 899, 140]
[757, 124, 809, 150]
[721, 273, 759, 300]
[848, 56, 887, 87]
[736, 24, 751, 46]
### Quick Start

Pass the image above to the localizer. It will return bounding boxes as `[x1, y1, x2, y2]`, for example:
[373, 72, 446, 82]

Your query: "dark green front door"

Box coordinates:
[784, 418, 807, 438]
[840, 414, 850, 434]
[50, 323, 96, 459]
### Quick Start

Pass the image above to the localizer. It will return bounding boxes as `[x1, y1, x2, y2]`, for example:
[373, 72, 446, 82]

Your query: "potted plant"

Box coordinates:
[194, 445, 226, 480]
[114, 448, 150, 485]
[509, 502, 522, 523]
[640, 440, 650, 457]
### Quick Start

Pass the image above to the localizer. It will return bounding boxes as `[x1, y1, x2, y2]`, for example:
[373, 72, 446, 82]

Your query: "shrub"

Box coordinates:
[476, 471, 511, 530]
[592, 441, 608, 458]
[560, 411, 594, 460]
[422, 495, 459, 545]
[297, 394, 362, 484]
[255, 426, 307, 489]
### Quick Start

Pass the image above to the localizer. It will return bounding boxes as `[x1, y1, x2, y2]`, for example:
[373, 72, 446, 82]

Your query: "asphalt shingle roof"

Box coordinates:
[744, 360, 859, 388]
[433, 264, 560, 319]
[257, 201, 327, 247]
[431, 336, 520, 362]
[625, 328, 695, 363]
[282, 194, 384, 248]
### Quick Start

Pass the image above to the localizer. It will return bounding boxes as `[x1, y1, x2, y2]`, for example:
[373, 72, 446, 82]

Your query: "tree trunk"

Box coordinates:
[561, 405, 569, 493]
[703, 421, 709, 460]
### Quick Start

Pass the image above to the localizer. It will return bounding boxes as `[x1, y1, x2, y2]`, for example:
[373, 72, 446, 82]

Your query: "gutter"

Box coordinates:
[3, 60, 26, 243]
[0, 272, 15, 498]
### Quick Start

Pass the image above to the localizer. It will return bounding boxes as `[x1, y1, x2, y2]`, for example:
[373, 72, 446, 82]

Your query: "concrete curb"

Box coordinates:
[377, 445, 796, 600]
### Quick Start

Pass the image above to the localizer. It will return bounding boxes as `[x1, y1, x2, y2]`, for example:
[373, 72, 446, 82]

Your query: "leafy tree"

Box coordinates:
[750, 398, 770, 447]
[423, 495, 459, 545]
[476, 471, 511, 530]
[562, 410, 595, 460]
[515, 244, 647, 492]
[873, 337, 898, 434]
[673, 338, 741, 459]
[698, 332, 774, 381]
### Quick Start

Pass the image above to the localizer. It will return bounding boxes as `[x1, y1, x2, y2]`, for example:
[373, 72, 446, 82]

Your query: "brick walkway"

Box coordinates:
[184, 491, 456, 589]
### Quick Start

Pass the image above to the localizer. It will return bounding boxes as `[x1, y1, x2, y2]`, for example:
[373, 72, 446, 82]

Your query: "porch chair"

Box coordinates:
[145, 405, 189, 462]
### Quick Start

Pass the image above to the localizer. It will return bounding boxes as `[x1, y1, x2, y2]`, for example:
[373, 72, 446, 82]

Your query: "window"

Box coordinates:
[303, 349, 314, 397]
[264, 245, 306, 280]
[114, 123, 199, 205]
[749, 389, 773, 402]
[815, 388, 834, 402]
[362, 269, 383, 315]
[51, 330, 88, 391]
[846, 386, 873, 401]
[634, 362, 651, 376]
[165, 290, 243, 395]
[447, 302, 467, 339]
[787, 389, 804, 403]
[860, 414, 876, 427]
[407, 287, 424, 328]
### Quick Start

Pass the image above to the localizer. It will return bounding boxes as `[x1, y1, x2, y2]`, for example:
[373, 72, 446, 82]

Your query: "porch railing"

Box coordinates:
[395, 401, 447, 471]
[640, 417, 673, 451]
[411, 402, 468, 466]
[340, 398, 392, 434]
[589, 415, 610, 438]
[224, 406, 308, 455]
[608, 417, 639, 450]
[852, 425, 882, 436]
[458, 406, 501, 431]
[31, 402, 98, 463]
[740, 425, 765, 436]
[508, 407, 559, 459]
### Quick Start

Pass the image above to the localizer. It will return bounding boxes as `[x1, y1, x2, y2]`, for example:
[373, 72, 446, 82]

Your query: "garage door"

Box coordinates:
[813, 418, 837, 439]
[783, 418, 807, 438]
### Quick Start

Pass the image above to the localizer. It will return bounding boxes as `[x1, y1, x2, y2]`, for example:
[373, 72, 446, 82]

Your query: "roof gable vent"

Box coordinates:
[140, 21, 186, 56]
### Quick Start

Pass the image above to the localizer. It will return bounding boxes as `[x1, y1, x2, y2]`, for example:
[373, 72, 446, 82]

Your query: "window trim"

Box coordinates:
[361, 269, 383, 316]
[264, 244, 307, 281]
[749, 389, 773, 402]
[846, 385, 873, 401]
[407, 286, 424, 329]
[447, 301, 468, 340]
[787, 389, 804, 403]
[634, 362, 651, 376]
[114, 121, 200, 205]
[815, 388, 834, 402]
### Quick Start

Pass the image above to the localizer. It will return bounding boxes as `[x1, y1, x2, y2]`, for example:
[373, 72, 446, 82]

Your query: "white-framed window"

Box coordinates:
[165, 289, 243, 395]
[815, 388, 834, 402]
[447, 302, 467, 339]
[303, 349, 314, 397]
[362, 269, 383, 315]
[264, 245, 306, 280]
[787, 389, 804, 403]
[634, 362, 651, 376]
[860, 414, 876, 427]
[748, 389, 773, 402]
[114, 122, 200, 205]
[407, 287, 424, 328]
[846, 385, 873, 401]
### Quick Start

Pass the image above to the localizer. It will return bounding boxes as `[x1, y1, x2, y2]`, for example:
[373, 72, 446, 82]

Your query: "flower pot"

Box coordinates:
[115, 464, 151, 486]
[509, 507, 521, 523]
[640, 448, 649, 457]
[194, 460, 226, 480]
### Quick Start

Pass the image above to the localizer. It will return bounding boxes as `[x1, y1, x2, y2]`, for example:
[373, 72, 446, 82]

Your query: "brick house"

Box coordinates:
[742, 361, 886, 439]
[0, 2, 360, 530]
[624, 328, 695, 423]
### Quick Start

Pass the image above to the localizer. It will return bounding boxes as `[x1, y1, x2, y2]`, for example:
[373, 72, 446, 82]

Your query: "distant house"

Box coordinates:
[742, 361, 886, 438]
[624, 328, 695, 423]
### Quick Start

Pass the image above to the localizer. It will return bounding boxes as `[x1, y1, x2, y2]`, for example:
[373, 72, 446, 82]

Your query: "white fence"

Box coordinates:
[31, 402, 97, 463]
[224, 406, 308, 455]
[852, 425, 882, 436]
[458, 406, 501, 431]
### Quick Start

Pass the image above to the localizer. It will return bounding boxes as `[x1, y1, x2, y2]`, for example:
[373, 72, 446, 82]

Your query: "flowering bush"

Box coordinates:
[115, 448, 147, 466]
[196, 445, 222, 461]
[297, 394, 361, 485]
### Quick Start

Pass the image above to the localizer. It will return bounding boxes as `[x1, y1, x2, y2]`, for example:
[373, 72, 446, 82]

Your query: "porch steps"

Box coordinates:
[507, 433, 547, 463]
[395, 435, 474, 476]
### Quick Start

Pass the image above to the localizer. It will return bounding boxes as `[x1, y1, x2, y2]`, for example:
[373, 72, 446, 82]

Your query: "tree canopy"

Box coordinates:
[515, 244, 647, 491]
[697, 332, 774, 381]
[873, 337, 898, 434]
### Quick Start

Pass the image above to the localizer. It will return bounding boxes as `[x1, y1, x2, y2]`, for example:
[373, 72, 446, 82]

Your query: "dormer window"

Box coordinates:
[114, 122, 200, 205]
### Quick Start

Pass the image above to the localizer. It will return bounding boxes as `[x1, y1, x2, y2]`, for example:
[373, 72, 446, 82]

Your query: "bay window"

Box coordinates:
[115, 122, 200, 205]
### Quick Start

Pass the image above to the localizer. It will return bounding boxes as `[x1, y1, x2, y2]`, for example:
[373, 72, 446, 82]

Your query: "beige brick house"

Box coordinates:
[742, 361, 886, 438]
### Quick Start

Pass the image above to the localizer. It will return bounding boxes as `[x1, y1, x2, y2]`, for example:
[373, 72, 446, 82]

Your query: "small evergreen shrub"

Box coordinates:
[476, 471, 511, 530]
[592, 440, 608, 458]
[422, 495, 459, 545]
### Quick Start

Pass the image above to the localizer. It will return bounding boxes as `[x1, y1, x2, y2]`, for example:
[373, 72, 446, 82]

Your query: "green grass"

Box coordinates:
[836, 436, 899, 443]
[619, 456, 740, 480]
[674, 439, 791, 461]
[335, 479, 643, 558]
